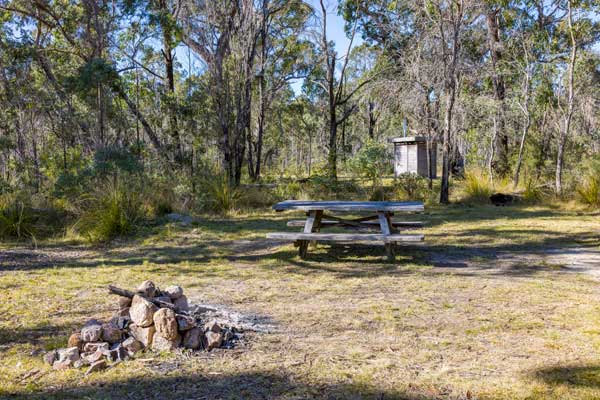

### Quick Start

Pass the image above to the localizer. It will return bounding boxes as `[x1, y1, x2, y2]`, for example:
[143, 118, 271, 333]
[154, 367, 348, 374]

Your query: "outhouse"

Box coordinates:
[391, 136, 437, 178]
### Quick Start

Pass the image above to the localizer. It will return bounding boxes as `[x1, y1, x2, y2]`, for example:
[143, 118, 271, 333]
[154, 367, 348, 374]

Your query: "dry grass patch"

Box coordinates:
[1, 205, 600, 399]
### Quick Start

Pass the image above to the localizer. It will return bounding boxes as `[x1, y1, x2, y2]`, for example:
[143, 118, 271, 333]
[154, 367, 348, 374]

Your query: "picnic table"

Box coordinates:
[266, 200, 425, 261]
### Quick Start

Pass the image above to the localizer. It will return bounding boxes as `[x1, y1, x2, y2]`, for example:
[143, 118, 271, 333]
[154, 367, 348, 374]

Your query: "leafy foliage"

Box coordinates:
[394, 173, 428, 201]
[349, 140, 391, 188]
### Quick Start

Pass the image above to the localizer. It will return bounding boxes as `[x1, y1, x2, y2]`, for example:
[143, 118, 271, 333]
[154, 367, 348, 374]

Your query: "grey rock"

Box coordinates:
[57, 347, 80, 363]
[81, 324, 103, 342]
[73, 359, 87, 369]
[129, 295, 158, 327]
[136, 280, 157, 298]
[110, 315, 131, 330]
[83, 342, 109, 353]
[204, 320, 222, 334]
[43, 350, 58, 365]
[182, 327, 203, 350]
[101, 323, 122, 344]
[176, 315, 196, 331]
[84, 319, 102, 327]
[204, 331, 223, 351]
[164, 285, 183, 300]
[52, 359, 72, 370]
[103, 344, 127, 362]
[122, 337, 144, 354]
[173, 295, 189, 313]
[81, 350, 104, 364]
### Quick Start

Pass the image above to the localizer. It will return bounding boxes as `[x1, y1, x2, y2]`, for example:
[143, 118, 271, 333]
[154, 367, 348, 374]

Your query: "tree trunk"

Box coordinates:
[440, 80, 456, 204]
[368, 100, 376, 139]
[486, 9, 509, 177]
[513, 58, 532, 188]
[159, 0, 182, 164]
[555, 0, 577, 195]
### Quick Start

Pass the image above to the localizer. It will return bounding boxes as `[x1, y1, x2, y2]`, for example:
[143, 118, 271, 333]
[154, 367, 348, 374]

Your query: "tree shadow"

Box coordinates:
[7, 370, 477, 400]
[2, 206, 598, 278]
[0, 322, 74, 347]
[533, 363, 600, 389]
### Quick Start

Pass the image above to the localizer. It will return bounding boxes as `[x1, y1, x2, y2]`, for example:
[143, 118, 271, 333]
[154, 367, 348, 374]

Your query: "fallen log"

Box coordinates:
[107, 285, 177, 311]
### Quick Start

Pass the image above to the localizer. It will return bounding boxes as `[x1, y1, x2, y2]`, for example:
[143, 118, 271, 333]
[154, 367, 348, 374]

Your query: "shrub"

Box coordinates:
[462, 170, 493, 204]
[394, 173, 428, 200]
[349, 140, 391, 189]
[577, 175, 600, 207]
[274, 180, 303, 200]
[0, 195, 36, 240]
[238, 186, 277, 209]
[522, 180, 545, 204]
[76, 183, 145, 243]
[369, 186, 391, 201]
[199, 175, 241, 215]
[303, 174, 364, 200]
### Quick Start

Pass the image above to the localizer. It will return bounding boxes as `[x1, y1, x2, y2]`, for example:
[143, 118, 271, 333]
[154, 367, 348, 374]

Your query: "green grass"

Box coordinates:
[1, 205, 600, 399]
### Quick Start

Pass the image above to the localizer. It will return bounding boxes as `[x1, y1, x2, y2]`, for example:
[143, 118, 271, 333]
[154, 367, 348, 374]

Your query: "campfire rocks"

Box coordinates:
[43, 281, 238, 373]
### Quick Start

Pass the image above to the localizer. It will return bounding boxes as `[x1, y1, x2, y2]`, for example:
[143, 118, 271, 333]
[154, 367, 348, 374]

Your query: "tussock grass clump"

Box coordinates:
[199, 175, 241, 215]
[75, 183, 145, 243]
[522, 180, 547, 204]
[461, 170, 493, 204]
[0, 194, 36, 240]
[577, 175, 600, 208]
[0, 193, 67, 241]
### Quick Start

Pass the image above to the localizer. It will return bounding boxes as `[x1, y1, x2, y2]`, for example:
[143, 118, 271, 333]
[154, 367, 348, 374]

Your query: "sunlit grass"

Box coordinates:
[0, 205, 599, 399]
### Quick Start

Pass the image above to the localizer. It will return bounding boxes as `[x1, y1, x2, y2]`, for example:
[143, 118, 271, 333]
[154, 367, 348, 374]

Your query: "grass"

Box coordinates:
[1, 204, 600, 399]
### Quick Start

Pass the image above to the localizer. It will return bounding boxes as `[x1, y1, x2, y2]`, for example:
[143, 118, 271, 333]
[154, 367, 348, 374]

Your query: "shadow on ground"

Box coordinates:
[4, 370, 479, 400]
[0, 322, 74, 347]
[533, 363, 600, 389]
[1, 207, 598, 280]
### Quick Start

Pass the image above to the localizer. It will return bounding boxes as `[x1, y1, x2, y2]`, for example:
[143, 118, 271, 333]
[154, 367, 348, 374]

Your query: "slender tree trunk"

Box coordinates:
[97, 84, 105, 147]
[486, 9, 509, 177]
[368, 100, 376, 139]
[159, 0, 182, 163]
[440, 80, 456, 204]
[513, 54, 532, 188]
[556, 0, 577, 195]
[438, 1, 463, 204]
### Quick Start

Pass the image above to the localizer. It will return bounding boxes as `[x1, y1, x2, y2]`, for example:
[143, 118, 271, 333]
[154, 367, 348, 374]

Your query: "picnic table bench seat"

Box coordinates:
[266, 232, 425, 243]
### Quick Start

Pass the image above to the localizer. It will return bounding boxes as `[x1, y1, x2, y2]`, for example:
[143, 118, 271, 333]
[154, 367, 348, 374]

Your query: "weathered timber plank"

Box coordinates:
[286, 220, 425, 228]
[273, 200, 424, 213]
[266, 232, 424, 243]
[299, 210, 322, 258]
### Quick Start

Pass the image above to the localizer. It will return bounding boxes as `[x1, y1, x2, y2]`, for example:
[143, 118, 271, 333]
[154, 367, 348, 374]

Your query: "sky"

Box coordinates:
[290, 0, 362, 95]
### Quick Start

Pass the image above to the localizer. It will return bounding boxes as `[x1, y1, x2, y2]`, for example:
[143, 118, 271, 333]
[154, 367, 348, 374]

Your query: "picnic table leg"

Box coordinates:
[299, 210, 322, 259]
[378, 211, 395, 262]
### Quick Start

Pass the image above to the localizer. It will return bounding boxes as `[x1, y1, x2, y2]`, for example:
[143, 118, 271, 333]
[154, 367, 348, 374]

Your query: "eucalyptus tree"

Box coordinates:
[247, 0, 312, 181]
[180, 0, 263, 185]
[315, 0, 372, 179]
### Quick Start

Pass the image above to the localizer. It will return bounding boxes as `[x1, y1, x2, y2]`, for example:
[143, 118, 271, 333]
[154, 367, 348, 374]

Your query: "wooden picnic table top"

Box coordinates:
[272, 200, 425, 213]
